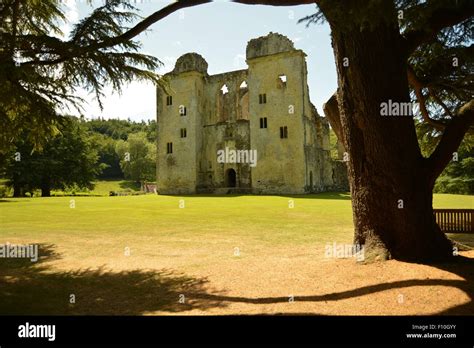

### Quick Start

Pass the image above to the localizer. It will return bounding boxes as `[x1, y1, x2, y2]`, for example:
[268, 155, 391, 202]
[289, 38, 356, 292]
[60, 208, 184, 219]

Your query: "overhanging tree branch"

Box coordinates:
[232, 0, 316, 5]
[103, 0, 212, 45]
[428, 99, 474, 182]
[427, 87, 454, 118]
[407, 66, 446, 131]
[23, 0, 212, 67]
[403, 0, 474, 55]
[22, 0, 320, 67]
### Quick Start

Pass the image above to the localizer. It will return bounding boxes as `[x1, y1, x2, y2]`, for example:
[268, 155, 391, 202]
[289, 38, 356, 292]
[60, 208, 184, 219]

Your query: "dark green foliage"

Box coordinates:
[434, 134, 474, 194]
[0, 0, 162, 152]
[85, 118, 156, 141]
[115, 132, 156, 183]
[0, 116, 157, 192]
[4, 116, 102, 196]
[85, 118, 156, 179]
[88, 132, 124, 179]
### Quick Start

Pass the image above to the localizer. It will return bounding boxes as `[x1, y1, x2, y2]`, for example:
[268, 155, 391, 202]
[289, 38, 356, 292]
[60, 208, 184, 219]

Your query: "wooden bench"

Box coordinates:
[434, 209, 474, 233]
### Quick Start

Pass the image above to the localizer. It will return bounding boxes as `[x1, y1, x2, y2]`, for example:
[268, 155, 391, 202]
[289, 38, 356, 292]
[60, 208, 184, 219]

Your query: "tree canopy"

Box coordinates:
[0, 0, 163, 151]
[115, 132, 156, 183]
[4, 116, 102, 197]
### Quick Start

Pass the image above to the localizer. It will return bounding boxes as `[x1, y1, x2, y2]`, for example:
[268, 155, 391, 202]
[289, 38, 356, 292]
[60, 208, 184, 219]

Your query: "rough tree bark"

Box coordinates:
[317, 0, 474, 261]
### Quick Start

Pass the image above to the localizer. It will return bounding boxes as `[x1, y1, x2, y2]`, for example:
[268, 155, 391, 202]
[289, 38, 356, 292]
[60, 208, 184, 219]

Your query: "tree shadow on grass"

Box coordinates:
[2, 245, 472, 315]
[0, 244, 226, 315]
[189, 256, 474, 315]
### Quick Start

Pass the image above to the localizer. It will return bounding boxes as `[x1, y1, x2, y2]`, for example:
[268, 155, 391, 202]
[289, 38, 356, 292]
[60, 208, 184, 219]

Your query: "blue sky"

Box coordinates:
[67, 0, 337, 121]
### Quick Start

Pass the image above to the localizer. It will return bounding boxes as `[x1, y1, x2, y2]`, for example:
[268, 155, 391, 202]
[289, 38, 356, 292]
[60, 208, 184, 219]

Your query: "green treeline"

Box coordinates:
[0, 116, 156, 197]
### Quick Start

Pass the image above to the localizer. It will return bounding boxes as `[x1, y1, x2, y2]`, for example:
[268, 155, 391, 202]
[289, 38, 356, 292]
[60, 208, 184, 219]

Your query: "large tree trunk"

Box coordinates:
[320, 0, 453, 261]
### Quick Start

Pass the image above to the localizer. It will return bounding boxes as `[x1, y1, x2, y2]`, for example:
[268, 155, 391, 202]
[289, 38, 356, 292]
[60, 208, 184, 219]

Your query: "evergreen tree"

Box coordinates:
[0, 0, 163, 152]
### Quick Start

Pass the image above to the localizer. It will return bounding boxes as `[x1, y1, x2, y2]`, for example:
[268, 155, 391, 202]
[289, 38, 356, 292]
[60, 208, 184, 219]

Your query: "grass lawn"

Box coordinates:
[0, 192, 473, 315]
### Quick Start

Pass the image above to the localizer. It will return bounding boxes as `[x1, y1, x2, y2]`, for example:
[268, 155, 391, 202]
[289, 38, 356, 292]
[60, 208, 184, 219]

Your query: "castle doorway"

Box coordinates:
[226, 168, 237, 187]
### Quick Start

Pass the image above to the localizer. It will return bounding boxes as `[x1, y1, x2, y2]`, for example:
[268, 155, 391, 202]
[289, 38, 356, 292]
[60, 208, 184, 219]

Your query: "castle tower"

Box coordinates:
[246, 33, 309, 194]
[156, 53, 207, 194]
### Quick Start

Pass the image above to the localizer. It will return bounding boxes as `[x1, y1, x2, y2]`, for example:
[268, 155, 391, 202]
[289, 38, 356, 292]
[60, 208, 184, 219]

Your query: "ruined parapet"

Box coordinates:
[172, 53, 208, 75]
[246, 32, 295, 60]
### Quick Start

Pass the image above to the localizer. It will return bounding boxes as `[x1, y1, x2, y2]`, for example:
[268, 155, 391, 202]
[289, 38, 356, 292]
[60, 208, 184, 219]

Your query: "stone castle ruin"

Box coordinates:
[156, 32, 348, 194]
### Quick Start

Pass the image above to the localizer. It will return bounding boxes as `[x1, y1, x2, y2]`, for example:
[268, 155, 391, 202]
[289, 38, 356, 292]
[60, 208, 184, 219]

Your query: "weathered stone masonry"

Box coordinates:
[156, 32, 348, 194]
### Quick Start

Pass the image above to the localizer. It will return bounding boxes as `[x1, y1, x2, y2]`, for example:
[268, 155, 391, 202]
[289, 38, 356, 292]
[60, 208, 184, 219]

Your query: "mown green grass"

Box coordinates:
[433, 193, 474, 209]
[0, 192, 471, 247]
[0, 193, 352, 246]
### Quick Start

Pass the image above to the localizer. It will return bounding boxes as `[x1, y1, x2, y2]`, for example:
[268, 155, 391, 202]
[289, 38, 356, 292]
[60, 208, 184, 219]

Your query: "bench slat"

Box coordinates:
[433, 209, 474, 234]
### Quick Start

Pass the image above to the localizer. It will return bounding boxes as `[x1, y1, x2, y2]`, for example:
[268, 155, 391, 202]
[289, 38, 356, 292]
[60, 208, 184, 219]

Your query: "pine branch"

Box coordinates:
[407, 66, 446, 131]
[403, 0, 474, 55]
[428, 99, 474, 182]
[232, 0, 316, 5]
[23, 0, 211, 67]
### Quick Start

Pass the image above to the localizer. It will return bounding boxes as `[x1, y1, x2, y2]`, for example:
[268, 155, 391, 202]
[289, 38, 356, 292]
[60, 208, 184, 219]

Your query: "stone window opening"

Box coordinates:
[277, 74, 287, 88]
[239, 81, 248, 89]
[259, 93, 267, 104]
[220, 84, 229, 95]
[280, 126, 288, 138]
[166, 95, 173, 106]
[180, 128, 187, 138]
[166, 142, 173, 154]
[260, 117, 267, 129]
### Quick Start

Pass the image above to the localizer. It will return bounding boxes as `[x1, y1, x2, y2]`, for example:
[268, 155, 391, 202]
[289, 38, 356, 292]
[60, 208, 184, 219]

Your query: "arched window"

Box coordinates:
[220, 84, 229, 95]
